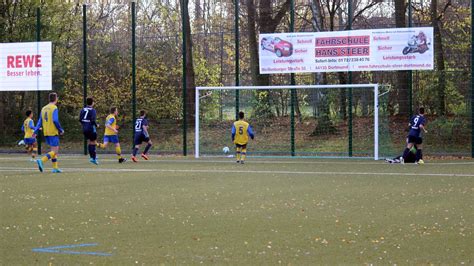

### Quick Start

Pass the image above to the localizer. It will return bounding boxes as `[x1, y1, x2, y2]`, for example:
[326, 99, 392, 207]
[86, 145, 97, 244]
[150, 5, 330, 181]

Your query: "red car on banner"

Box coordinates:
[260, 37, 293, 57]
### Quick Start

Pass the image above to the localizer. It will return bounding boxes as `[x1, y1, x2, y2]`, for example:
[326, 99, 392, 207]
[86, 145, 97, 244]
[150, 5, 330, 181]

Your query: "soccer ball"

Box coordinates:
[18, 139, 25, 146]
[223, 146, 230, 154]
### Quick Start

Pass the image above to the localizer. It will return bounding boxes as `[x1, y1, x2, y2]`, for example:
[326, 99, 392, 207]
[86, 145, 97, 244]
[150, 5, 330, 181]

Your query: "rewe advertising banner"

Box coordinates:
[259, 27, 433, 74]
[0, 42, 52, 91]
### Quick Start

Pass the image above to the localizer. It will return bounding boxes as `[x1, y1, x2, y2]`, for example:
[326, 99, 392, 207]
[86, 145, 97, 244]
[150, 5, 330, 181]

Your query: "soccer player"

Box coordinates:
[35, 92, 64, 173]
[22, 110, 37, 161]
[232, 111, 255, 164]
[79, 97, 103, 165]
[131, 110, 152, 162]
[386, 146, 417, 164]
[102, 107, 126, 163]
[402, 107, 428, 164]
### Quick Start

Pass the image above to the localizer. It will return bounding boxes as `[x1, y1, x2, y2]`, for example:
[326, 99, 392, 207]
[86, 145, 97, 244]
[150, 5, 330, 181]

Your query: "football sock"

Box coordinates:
[32, 147, 37, 158]
[416, 149, 423, 161]
[41, 151, 55, 163]
[236, 147, 241, 161]
[241, 148, 247, 161]
[402, 148, 410, 159]
[143, 143, 152, 154]
[132, 147, 139, 157]
[88, 144, 96, 159]
[97, 143, 105, 149]
[52, 154, 58, 169]
[115, 146, 123, 159]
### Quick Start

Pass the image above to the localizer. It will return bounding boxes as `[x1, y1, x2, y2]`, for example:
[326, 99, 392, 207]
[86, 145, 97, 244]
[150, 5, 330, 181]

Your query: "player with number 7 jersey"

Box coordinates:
[79, 97, 104, 165]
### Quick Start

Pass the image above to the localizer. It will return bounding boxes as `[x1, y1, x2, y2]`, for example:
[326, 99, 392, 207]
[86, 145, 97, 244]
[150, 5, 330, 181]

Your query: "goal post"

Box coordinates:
[195, 84, 382, 160]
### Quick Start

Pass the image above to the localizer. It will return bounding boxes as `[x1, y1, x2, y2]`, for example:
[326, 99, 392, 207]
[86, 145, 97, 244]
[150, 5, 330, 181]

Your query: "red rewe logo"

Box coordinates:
[7, 55, 42, 68]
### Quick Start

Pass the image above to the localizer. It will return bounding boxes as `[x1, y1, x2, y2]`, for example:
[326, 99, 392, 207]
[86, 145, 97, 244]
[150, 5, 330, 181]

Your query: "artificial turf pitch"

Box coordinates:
[1, 155, 473, 264]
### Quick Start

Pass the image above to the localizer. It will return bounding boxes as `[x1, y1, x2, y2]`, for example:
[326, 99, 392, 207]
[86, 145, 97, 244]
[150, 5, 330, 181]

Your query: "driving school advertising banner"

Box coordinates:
[0, 42, 52, 91]
[259, 27, 433, 74]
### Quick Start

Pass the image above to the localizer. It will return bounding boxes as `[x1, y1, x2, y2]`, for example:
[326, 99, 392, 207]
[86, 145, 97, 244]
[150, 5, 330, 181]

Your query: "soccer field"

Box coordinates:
[1, 155, 473, 264]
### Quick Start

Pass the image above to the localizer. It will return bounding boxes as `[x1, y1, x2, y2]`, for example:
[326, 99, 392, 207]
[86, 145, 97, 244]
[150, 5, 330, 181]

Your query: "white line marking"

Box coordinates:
[1, 167, 473, 177]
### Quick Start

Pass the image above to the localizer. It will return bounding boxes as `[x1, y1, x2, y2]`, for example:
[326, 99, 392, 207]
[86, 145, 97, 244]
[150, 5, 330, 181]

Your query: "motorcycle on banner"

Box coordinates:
[402, 31, 430, 55]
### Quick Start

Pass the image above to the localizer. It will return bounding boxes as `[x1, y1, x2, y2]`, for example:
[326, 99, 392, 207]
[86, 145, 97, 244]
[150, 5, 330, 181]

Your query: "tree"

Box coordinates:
[431, 0, 452, 115]
[246, 0, 291, 118]
[394, 0, 410, 116]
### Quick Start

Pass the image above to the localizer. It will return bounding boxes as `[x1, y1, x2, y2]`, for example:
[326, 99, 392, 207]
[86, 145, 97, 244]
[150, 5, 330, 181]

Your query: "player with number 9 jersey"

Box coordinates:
[402, 107, 427, 164]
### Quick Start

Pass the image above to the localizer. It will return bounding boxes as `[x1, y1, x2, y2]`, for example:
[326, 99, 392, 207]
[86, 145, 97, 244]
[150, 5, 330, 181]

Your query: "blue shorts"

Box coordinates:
[24, 138, 36, 145]
[45, 136, 60, 147]
[104, 135, 119, 144]
[134, 134, 150, 145]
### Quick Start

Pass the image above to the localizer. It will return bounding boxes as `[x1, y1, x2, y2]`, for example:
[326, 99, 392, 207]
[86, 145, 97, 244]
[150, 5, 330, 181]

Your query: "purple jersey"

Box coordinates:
[408, 114, 426, 137]
[79, 106, 98, 132]
[134, 118, 149, 137]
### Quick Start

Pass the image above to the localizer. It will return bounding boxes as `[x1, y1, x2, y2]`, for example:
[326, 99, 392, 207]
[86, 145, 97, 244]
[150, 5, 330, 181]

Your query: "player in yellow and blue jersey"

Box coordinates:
[232, 111, 255, 164]
[22, 110, 37, 160]
[101, 107, 126, 163]
[34, 92, 64, 173]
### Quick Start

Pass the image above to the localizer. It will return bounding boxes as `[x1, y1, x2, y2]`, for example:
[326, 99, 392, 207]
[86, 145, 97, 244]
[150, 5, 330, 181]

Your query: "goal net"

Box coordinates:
[195, 84, 395, 160]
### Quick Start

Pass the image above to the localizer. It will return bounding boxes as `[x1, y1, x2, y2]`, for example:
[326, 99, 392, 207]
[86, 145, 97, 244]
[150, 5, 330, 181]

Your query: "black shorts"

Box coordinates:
[134, 134, 150, 145]
[83, 131, 97, 141]
[407, 135, 422, 145]
[235, 144, 247, 149]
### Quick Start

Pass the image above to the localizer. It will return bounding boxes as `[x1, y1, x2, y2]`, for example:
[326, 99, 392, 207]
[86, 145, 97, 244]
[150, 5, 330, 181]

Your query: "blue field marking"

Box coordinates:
[32, 243, 112, 256]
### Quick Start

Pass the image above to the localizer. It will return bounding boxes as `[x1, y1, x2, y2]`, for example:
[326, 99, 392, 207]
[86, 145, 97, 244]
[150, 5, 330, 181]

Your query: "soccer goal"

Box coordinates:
[195, 84, 394, 160]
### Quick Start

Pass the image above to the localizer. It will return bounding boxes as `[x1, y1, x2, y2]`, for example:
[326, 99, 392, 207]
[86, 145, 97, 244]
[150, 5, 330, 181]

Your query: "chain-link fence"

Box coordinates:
[0, 0, 472, 158]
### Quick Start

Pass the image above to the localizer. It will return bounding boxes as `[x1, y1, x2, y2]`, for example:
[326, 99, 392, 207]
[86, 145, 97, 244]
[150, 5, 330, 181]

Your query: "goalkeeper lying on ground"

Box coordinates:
[385, 146, 417, 164]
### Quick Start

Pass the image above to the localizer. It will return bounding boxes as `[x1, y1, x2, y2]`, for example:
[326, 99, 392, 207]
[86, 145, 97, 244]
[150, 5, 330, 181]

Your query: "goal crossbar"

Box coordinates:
[195, 84, 380, 160]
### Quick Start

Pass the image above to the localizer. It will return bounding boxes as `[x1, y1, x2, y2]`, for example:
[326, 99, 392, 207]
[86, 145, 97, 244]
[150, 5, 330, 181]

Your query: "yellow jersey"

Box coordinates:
[104, 114, 118, 136]
[23, 118, 35, 138]
[233, 120, 254, 145]
[40, 103, 61, 136]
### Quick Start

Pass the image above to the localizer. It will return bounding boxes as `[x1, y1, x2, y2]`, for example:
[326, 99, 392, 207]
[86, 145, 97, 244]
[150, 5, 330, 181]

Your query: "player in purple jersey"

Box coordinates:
[79, 97, 104, 165]
[131, 110, 153, 162]
[402, 107, 428, 164]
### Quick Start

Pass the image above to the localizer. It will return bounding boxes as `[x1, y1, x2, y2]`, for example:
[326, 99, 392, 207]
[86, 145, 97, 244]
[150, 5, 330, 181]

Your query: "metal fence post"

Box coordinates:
[471, 0, 474, 158]
[83, 4, 88, 155]
[348, 0, 353, 157]
[235, 0, 240, 120]
[131, 1, 137, 149]
[36, 7, 42, 155]
[290, 0, 296, 156]
[181, 0, 187, 156]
